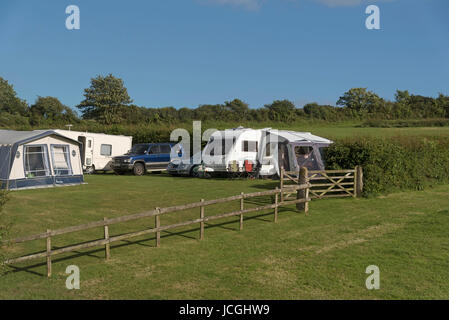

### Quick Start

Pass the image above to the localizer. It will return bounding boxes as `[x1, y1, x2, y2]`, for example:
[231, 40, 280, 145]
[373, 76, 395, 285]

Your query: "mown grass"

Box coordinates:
[1, 174, 449, 299]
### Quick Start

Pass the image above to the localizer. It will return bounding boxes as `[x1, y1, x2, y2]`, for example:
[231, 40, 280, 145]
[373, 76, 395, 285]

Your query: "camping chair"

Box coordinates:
[244, 160, 258, 180]
[229, 160, 243, 179]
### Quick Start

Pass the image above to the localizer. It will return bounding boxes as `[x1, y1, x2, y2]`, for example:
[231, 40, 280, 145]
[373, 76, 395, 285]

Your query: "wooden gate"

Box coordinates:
[280, 166, 363, 200]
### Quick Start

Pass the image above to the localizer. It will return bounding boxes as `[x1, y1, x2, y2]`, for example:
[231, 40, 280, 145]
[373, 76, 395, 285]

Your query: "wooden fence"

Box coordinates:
[4, 183, 311, 277]
[280, 166, 363, 201]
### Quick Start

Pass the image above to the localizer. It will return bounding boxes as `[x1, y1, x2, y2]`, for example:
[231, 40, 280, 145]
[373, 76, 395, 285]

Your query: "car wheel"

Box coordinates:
[190, 165, 199, 177]
[85, 166, 95, 175]
[133, 163, 146, 176]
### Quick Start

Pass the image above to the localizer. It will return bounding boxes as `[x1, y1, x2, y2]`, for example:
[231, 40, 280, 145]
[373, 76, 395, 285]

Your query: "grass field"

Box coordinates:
[1, 174, 449, 299]
[202, 121, 449, 140]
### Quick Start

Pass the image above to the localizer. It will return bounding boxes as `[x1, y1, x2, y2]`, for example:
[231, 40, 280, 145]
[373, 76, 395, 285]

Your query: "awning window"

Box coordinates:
[24, 145, 51, 178]
[51, 145, 73, 176]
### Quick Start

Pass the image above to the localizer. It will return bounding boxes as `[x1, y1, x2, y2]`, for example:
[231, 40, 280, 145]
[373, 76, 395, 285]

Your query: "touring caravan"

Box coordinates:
[54, 130, 132, 173]
[0, 130, 84, 190]
[199, 127, 333, 177]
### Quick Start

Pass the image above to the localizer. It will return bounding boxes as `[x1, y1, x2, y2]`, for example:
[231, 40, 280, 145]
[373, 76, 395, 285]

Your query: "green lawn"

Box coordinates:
[205, 121, 449, 140]
[1, 174, 449, 299]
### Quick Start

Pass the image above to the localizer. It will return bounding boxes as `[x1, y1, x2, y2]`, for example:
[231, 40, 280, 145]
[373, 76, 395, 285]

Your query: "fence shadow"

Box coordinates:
[4, 208, 299, 278]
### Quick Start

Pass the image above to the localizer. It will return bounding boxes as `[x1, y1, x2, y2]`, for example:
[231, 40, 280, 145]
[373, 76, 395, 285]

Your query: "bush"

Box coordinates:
[325, 136, 449, 195]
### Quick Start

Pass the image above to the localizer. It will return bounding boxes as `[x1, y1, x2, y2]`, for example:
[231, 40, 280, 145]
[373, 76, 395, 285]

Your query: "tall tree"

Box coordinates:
[337, 88, 382, 115]
[0, 77, 28, 116]
[77, 74, 133, 124]
[264, 100, 296, 122]
[437, 93, 449, 118]
[30, 96, 78, 125]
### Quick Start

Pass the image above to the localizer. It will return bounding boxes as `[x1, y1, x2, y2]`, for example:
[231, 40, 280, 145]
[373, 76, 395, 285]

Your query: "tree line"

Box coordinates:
[1, 74, 448, 129]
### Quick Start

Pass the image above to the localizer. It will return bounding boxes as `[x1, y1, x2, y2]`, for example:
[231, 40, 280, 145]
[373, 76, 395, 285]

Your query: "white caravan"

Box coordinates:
[53, 130, 132, 173]
[199, 127, 333, 177]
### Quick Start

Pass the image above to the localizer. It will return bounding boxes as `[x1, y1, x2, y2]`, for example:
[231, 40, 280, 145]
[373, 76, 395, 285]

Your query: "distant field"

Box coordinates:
[249, 123, 449, 140]
[1, 174, 449, 299]
[189, 121, 449, 140]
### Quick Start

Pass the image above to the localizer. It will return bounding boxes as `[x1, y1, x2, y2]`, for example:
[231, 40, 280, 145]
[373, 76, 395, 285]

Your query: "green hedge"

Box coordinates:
[325, 136, 449, 195]
[361, 118, 449, 128]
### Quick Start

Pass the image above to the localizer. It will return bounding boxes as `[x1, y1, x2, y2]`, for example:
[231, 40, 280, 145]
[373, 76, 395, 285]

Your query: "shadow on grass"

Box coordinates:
[5, 208, 298, 278]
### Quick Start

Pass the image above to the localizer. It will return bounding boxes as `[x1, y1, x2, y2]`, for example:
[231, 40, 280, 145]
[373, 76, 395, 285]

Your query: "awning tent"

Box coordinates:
[0, 130, 84, 190]
[258, 129, 333, 175]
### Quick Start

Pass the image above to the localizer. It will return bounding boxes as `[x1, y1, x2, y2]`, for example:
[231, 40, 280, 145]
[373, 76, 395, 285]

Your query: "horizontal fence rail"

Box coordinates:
[280, 166, 363, 200]
[3, 183, 311, 277]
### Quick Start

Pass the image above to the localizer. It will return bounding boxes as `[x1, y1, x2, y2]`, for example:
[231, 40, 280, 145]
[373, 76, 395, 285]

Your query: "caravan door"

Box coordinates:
[85, 137, 94, 168]
[77, 136, 94, 169]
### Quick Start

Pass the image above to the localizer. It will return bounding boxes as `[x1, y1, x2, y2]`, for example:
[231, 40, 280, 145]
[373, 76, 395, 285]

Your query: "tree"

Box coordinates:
[337, 88, 382, 116]
[77, 74, 133, 124]
[437, 93, 449, 118]
[30, 96, 78, 125]
[224, 99, 250, 120]
[264, 100, 296, 122]
[303, 103, 343, 121]
[0, 77, 28, 116]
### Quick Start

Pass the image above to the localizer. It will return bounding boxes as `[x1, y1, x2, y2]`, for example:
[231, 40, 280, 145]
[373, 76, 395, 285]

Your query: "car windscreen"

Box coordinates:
[130, 144, 149, 155]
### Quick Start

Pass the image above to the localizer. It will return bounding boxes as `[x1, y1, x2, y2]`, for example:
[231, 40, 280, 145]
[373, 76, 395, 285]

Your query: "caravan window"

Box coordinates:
[24, 145, 51, 178]
[265, 142, 276, 157]
[206, 139, 234, 156]
[100, 144, 112, 156]
[242, 141, 258, 152]
[51, 145, 73, 176]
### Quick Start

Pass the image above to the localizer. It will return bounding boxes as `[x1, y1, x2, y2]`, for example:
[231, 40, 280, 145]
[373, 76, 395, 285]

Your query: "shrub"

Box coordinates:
[325, 136, 449, 195]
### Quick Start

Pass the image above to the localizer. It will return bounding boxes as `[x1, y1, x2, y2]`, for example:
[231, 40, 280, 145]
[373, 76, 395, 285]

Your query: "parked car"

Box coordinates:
[112, 143, 182, 176]
[167, 152, 201, 177]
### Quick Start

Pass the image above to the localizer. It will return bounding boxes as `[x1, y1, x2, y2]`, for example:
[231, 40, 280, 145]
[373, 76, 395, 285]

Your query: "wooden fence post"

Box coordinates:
[355, 166, 363, 197]
[274, 187, 279, 223]
[200, 199, 205, 240]
[46, 229, 52, 278]
[240, 192, 244, 231]
[104, 217, 110, 260]
[297, 167, 309, 215]
[280, 167, 284, 202]
[155, 208, 161, 247]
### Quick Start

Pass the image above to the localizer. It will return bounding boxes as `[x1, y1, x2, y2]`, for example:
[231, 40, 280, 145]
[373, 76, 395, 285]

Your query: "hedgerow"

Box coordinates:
[325, 136, 449, 195]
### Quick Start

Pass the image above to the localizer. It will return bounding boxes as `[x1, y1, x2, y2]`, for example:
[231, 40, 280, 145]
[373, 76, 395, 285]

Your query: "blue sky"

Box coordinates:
[0, 0, 448, 109]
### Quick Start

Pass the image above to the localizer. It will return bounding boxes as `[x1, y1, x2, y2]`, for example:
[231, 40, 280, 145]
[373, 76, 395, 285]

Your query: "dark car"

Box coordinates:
[112, 143, 181, 176]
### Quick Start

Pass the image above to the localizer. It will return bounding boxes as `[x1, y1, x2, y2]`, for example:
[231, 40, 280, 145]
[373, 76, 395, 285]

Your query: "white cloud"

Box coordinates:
[198, 0, 263, 10]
